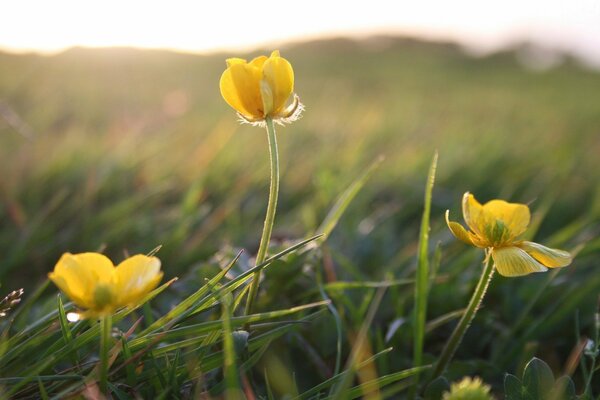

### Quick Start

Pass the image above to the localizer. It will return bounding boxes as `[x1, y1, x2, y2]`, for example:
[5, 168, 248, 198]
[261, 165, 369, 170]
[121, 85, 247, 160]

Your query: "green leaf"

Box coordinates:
[232, 330, 249, 356]
[424, 376, 450, 400]
[551, 375, 576, 400]
[522, 358, 555, 400]
[504, 373, 523, 400]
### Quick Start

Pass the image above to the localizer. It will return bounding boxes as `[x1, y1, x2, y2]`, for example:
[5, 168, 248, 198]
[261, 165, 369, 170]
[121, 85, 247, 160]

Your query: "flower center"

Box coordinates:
[485, 219, 510, 246]
[93, 284, 114, 309]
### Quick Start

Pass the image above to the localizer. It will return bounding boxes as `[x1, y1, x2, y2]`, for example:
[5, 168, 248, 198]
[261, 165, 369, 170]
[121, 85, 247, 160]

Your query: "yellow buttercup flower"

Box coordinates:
[446, 192, 572, 277]
[49, 252, 163, 318]
[220, 50, 303, 125]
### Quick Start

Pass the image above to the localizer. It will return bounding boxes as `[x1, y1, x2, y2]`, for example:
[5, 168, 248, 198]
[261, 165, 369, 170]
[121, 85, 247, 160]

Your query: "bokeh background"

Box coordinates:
[1, 0, 599, 395]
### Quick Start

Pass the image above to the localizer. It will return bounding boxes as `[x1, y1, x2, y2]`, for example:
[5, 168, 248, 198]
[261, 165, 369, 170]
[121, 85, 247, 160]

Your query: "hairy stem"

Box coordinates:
[100, 314, 112, 394]
[245, 117, 279, 322]
[432, 250, 494, 379]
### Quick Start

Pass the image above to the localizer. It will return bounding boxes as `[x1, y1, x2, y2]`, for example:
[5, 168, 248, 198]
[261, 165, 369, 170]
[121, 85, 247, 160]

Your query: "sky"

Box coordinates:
[1, 0, 600, 66]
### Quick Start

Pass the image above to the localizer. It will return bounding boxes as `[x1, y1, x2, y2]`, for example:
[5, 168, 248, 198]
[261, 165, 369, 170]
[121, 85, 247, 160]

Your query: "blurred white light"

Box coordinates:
[66, 312, 81, 323]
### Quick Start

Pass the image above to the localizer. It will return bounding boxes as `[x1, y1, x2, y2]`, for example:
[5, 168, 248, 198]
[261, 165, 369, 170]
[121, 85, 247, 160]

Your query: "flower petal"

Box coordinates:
[491, 246, 548, 277]
[249, 55, 268, 68]
[115, 255, 163, 307]
[262, 52, 294, 115]
[220, 62, 263, 119]
[446, 210, 475, 246]
[73, 253, 115, 283]
[462, 192, 486, 238]
[517, 241, 572, 268]
[482, 199, 530, 240]
[49, 252, 114, 309]
[225, 57, 246, 67]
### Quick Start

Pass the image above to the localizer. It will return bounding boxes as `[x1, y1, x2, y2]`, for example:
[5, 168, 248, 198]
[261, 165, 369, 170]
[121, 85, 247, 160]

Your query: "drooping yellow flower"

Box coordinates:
[219, 50, 303, 125]
[49, 252, 163, 318]
[446, 192, 572, 277]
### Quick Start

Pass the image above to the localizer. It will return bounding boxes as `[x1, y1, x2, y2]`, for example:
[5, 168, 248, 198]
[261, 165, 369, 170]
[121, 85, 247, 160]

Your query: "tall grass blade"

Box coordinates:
[412, 151, 437, 394]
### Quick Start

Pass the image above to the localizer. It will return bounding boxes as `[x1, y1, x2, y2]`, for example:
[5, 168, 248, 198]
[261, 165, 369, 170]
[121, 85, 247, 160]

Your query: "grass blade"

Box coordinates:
[331, 287, 386, 399]
[332, 365, 431, 400]
[412, 151, 437, 392]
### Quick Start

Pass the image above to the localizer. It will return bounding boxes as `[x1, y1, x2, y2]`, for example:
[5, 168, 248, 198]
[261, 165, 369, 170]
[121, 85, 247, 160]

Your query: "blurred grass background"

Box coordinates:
[1, 36, 599, 394]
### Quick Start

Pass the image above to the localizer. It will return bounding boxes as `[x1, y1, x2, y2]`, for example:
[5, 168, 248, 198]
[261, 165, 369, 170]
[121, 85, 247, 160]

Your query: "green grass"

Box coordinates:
[0, 36, 599, 398]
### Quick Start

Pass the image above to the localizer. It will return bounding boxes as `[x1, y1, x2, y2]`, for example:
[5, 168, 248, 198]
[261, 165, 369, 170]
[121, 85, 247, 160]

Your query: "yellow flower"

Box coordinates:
[446, 192, 572, 277]
[443, 377, 494, 400]
[220, 50, 303, 125]
[49, 252, 163, 318]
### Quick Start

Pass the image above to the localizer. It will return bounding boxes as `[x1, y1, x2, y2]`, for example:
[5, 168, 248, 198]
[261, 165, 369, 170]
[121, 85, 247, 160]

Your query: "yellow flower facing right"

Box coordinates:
[446, 192, 572, 277]
[219, 50, 303, 125]
[49, 252, 163, 318]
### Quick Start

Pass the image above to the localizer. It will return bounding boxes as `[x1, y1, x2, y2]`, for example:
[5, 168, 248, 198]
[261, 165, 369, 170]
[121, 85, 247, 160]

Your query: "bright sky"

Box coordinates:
[1, 0, 600, 66]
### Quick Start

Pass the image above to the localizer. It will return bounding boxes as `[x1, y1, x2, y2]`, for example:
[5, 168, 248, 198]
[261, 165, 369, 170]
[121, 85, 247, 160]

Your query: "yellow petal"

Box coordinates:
[74, 253, 116, 283]
[482, 199, 530, 240]
[115, 255, 163, 307]
[250, 55, 268, 68]
[462, 192, 486, 238]
[262, 53, 294, 115]
[220, 62, 264, 119]
[225, 58, 246, 67]
[260, 80, 274, 115]
[49, 252, 115, 308]
[446, 210, 475, 246]
[517, 241, 572, 268]
[491, 246, 548, 277]
[48, 270, 92, 309]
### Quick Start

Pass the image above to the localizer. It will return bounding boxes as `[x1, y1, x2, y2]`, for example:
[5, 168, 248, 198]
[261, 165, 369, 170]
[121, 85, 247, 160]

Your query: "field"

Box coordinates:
[0, 36, 599, 398]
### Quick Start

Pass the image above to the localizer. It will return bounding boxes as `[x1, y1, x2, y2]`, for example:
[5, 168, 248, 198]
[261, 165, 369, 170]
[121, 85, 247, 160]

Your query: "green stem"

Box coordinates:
[432, 250, 495, 379]
[100, 314, 112, 394]
[245, 117, 279, 321]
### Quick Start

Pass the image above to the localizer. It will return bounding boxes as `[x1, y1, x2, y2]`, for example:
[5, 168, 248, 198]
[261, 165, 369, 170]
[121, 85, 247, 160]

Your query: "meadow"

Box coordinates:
[0, 36, 599, 398]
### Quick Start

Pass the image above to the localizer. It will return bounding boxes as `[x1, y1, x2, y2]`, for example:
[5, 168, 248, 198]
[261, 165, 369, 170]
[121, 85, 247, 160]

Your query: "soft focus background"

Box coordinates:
[1, 1, 600, 397]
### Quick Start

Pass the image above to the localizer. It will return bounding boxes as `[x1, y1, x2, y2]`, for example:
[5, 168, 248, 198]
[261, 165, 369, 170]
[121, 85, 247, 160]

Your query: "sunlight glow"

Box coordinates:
[66, 312, 81, 323]
[1, 0, 599, 65]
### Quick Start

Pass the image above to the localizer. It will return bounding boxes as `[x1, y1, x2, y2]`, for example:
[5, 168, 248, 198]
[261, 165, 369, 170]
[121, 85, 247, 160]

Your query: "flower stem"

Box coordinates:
[432, 250, 495, 379]
[245, 117, 279, 321]
[99, 314, 112, 394]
